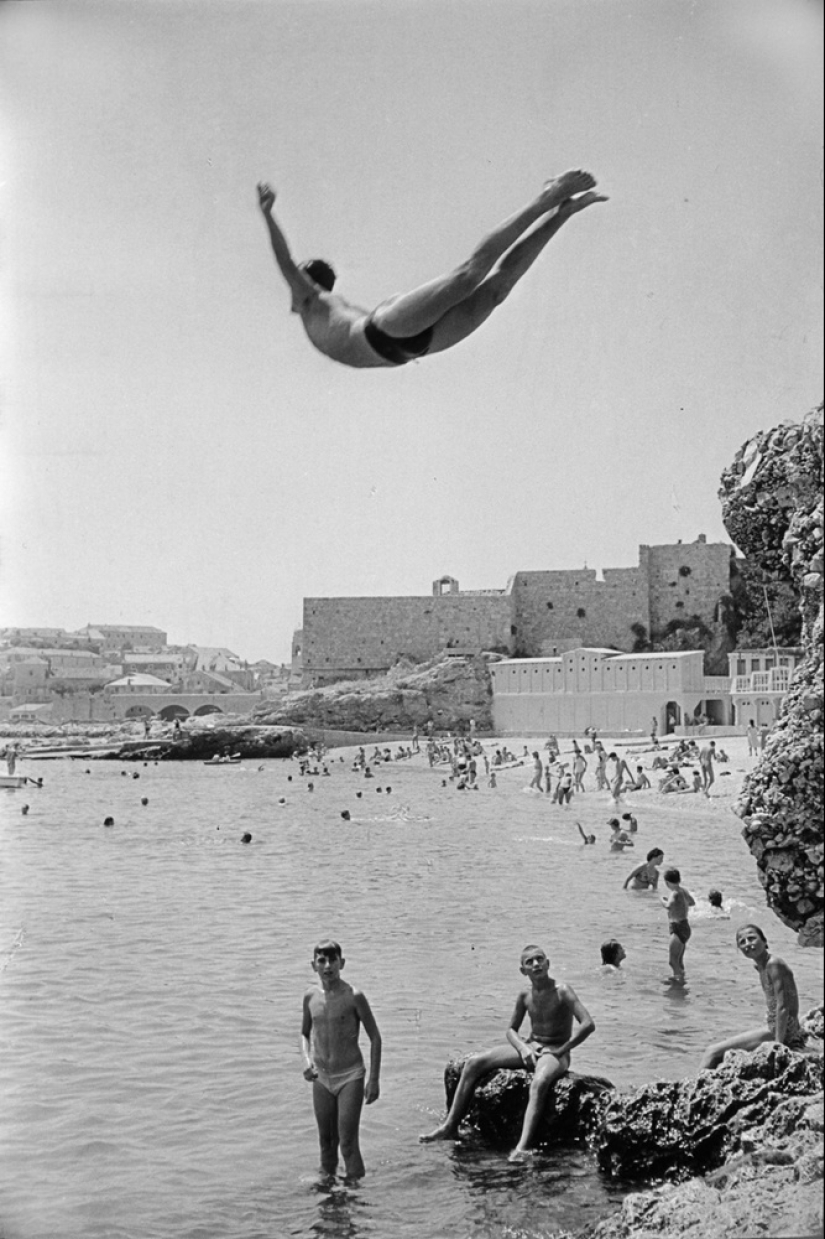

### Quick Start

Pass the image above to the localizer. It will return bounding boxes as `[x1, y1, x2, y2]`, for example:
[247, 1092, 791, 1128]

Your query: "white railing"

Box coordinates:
[731, 668, 792, 695]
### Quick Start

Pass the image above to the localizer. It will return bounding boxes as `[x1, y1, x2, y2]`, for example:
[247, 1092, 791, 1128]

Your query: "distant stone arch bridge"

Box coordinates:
[110, 691, 262, 722]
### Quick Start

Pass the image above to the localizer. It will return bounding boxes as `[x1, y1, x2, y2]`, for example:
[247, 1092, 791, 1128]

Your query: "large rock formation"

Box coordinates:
[253, 654, 496, 734]
[440, 1030, 824, 1239]
[102, 725, 306, 761]
[442, 1058, 614, 1147]
[719, 405, 824, 946]
[595, 1042, 822, 1181]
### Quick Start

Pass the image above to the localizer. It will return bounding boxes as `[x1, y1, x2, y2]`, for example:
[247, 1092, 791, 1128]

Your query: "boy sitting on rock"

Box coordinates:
[419, 944, 595, 1161]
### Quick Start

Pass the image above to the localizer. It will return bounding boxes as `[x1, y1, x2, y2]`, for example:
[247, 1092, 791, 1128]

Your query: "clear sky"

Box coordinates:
[1, 0, 822, 663]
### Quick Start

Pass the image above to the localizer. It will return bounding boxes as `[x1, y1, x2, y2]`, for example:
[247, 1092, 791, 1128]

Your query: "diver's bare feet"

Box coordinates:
[558, 191, 609, 217]
[541, 170, 597, 209]
[419, 1123, 457, 1143]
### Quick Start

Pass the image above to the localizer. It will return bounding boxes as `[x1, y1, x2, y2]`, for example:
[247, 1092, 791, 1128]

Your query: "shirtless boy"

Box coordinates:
[301, 939, 382, 1179]
[419, 944, 595, 1161]
[700, 924, 808, 1069]
[257, 172, 606, 368]
[661, 868, 696, 982]
[624, 848, 664, 890]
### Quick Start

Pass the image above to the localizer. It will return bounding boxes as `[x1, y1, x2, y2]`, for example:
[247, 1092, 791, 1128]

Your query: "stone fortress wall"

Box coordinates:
[301, 537, 732, 686]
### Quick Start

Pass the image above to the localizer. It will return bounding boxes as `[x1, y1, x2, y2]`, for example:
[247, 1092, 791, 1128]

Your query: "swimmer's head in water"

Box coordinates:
[301, 259, 336, 291]
[663, 867, 681, 885]
[647, 848, 664, 862]
[708, 889, 723, 907]
[601, 939, 625, 966]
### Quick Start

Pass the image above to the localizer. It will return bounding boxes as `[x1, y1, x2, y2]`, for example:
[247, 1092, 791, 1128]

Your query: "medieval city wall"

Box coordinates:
[510, 566, 648, 654]
[300, 539, 733, 686]
[643, 540, 731, 634]
[302, 595, 513, 685]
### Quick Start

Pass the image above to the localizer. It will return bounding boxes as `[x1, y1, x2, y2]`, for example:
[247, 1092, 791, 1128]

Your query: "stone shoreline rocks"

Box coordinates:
[83, 725, 306, 762]
[719, 404, 824, 947]
[441, 1016, 824, 1239]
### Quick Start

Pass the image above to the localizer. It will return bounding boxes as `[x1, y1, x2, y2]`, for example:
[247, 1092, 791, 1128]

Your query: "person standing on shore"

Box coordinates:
[700, 924, 808, 1068]
[699, 740, 716, 796]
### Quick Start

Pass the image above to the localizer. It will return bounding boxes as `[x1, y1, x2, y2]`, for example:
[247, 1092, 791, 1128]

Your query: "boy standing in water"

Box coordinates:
[661, 868, 696, 982]
[419, 944, 595, 1161]
[301, 939, 382, 1179]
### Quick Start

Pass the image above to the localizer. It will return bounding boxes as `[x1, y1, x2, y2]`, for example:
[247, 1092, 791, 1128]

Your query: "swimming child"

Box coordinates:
[700, 924, 808, 1069]
[623, 848, 664, 891]
[621, 812, 638, 834]
[661, 868, 696, 982]
[419, 944, 595, 1161]
[608, 818, 634, 852]
[301, 939, 382, 1180]
[600, 940, 626, 969]
[576, 822, 596, 845]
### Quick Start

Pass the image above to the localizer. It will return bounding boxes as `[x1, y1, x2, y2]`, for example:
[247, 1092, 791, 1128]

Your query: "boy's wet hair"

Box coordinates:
[663, 867, 681, 884]
[301, 258, 336, 291]
[646, 848, 663, 861]
[521, 943, 546, 959]
[601, 939, 623, 965]
[736, 923, 768, 946]
[313, 938, 343, 960]
[608, 817, 620, 828]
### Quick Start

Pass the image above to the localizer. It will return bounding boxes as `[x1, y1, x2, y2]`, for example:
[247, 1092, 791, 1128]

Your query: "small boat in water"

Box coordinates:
[0, 775, 39, 789]
[203, 755, 242, 766]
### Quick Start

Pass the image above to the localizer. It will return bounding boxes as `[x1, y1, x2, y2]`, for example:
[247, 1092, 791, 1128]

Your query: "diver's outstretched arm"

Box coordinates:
[257, 183, 315, 304]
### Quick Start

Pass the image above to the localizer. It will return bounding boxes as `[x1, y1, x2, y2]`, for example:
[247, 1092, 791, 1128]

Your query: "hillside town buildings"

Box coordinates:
[0, 626, 290, 724]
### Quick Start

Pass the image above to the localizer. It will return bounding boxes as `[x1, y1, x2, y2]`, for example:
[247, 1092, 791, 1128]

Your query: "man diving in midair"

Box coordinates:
[256, 171, 607, 368]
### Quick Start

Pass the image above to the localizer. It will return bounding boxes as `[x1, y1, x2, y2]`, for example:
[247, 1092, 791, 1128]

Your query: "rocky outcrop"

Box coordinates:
[441, 1034, 824, 1239]
[719, 405, 824, 946]
[253, 654, 495, 734]
[578, 1046, 824, 1239]
[442, 1058, 614, 1147]
[595, 1042, 822, 1181]
[103, 725, 306, 761]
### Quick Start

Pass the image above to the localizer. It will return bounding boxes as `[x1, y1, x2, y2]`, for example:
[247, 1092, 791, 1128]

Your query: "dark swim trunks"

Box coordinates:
[669, 919, 692, 944]
[364, 314, 433, 365]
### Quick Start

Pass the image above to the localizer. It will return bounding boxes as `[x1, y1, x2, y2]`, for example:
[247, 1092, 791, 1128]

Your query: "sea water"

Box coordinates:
[1, 743, 822, 1239]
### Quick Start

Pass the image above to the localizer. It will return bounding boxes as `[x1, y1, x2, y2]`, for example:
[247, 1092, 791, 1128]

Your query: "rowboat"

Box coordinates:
[0, 775, 34, 789]
[203, 756, 242, 766]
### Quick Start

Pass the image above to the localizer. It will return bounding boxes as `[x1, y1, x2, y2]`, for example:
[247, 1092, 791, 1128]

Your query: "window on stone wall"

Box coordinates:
[577, 608, 586, 618]
[679, 565, 692, 577]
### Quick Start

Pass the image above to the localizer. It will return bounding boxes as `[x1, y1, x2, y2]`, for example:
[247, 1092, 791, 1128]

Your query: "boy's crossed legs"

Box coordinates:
[419, 1041, 570, 1159]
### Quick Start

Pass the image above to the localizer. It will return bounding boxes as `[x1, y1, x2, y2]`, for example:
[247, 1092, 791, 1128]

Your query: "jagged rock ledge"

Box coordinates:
[441, 1012, 823, 1239]
[91, 725, 307, 762]
[253, 653, 496, 734]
